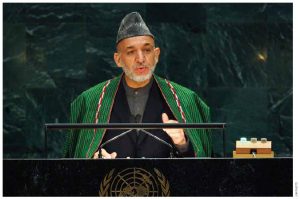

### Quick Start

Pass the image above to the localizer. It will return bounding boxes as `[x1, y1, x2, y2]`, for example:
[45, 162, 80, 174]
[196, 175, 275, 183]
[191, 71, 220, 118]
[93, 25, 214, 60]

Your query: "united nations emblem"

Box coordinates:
[99, 168, 170, 196]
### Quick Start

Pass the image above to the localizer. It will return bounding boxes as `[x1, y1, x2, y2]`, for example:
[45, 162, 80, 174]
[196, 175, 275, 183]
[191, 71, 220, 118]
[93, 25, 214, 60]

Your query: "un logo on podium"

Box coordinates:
[99, 168, 170, 196]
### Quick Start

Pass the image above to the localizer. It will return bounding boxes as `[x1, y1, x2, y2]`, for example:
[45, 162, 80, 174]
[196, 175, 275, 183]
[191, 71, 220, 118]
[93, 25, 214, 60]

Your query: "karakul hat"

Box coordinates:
[116, 12, 154, 44]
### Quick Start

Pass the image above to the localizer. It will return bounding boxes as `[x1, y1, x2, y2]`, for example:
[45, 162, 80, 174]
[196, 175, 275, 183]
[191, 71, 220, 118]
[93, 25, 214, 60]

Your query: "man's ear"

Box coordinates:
[154, 47, 160, 63]
[114, 52, 122, 68]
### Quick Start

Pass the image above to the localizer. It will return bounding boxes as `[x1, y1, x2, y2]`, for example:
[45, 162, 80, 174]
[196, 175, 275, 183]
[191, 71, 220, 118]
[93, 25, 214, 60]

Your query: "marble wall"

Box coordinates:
[3, 3, 292, 158]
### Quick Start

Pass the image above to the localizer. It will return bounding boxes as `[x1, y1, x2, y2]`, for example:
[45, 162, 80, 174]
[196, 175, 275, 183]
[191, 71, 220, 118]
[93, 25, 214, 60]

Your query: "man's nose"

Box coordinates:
[135, 50, 145, 63]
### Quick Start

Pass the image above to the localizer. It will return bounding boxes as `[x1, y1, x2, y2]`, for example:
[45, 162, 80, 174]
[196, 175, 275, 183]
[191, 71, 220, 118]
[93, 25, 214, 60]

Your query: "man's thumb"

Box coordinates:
[162, 113, 169, 123]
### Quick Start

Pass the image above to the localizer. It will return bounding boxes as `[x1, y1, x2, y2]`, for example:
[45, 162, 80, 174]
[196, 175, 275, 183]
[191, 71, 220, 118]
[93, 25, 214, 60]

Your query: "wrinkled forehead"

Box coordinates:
[116, 35, 155, 52]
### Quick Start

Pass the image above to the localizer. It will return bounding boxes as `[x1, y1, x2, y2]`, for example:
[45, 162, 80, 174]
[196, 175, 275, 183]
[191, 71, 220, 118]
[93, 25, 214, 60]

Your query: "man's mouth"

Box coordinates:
[134, 66, 149, 75]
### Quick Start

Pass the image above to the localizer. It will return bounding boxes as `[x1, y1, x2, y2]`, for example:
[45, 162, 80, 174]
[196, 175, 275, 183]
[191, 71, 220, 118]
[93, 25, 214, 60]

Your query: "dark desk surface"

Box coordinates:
[3, 158, 293, 196]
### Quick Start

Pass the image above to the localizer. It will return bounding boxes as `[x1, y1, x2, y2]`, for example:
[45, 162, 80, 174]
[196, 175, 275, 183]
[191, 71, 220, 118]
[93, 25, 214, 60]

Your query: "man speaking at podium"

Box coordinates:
[64, 12, 212, 159]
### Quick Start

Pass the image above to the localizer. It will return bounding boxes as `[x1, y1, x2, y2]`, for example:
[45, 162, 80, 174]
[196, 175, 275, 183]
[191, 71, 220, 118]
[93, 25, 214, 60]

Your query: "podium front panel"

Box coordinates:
[3, 158, 292, 196]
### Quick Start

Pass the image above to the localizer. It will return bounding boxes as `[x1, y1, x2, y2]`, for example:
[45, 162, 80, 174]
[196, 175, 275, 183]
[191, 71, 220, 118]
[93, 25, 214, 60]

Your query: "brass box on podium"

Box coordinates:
[233, 139, 274, 158]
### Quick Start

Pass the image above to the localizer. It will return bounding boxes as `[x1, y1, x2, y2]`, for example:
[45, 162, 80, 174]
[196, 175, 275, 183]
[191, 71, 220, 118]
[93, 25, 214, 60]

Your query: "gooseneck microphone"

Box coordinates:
[134, 114, 141, 136]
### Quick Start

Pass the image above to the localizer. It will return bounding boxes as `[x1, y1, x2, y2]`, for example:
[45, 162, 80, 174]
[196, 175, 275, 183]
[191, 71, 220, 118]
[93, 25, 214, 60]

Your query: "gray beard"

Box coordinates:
[122, 64, 156, 83]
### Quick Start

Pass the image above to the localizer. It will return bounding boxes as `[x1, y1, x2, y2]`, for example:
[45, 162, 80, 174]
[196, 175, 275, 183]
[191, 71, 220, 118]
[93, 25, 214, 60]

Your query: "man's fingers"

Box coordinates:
[111, 152, 117, 159]
[93, 150, 100, 159]
[101, 148, 112, 159]
[162, 113, 185, 145]
[162, 113, 181, 132]
[101, 148, 117, 159]
[101, 148, 109, 156]
[162, 113, 169, 123]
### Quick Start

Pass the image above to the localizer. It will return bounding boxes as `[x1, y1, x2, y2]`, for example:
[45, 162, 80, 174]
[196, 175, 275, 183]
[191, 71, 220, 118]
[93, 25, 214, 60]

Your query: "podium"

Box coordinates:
[8, 123, 288, 196]
[3, 158, 292, 196]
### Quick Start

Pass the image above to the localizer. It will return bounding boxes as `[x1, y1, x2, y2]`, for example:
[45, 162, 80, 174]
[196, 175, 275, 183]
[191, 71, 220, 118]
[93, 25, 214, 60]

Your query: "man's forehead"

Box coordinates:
[125, 43, 153, 49]
[117, 36, 155, 50]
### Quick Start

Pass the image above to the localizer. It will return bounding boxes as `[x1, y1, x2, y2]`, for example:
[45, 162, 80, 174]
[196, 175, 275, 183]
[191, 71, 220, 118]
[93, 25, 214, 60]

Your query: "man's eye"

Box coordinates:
[144, 48, 152, 53]
[127, 51, 134, 55]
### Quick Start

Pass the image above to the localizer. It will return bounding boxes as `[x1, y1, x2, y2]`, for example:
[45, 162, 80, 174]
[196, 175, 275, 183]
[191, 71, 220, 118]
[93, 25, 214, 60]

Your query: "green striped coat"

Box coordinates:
[64, 74, 212, 158]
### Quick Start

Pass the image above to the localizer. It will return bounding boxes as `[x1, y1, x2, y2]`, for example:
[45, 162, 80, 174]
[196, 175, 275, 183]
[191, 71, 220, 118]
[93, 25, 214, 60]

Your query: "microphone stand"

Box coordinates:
[98, 115, 176, 158]
[45, 122, 227, 158]
[98, 128, 175, 158]
[134, 114, 175, 158]
[139, 129, 175, 158]
[99, 129, 133, 149]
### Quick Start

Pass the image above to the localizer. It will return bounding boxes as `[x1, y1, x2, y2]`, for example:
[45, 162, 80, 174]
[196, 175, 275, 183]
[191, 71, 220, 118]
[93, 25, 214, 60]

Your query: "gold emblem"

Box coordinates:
[99, 168, 170, 196]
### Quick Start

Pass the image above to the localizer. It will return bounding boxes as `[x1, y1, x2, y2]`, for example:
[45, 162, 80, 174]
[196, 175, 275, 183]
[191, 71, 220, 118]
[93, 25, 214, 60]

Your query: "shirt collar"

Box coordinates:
[122, 75, 153, 97]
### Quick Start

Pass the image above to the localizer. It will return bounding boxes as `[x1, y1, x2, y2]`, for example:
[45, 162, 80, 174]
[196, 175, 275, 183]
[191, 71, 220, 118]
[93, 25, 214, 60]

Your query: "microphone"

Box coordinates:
[134, 114, 142, 123]
[134, 114, 141, 136]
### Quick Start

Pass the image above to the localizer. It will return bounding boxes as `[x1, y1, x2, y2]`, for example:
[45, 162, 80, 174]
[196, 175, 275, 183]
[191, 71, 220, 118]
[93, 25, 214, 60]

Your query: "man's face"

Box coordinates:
[114, 36, 160, 83]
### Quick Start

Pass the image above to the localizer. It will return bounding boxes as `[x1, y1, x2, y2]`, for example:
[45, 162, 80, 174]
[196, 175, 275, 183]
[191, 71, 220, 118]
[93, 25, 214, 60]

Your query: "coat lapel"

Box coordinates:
[153, 75, 184, 123]
[112, 79, 131, 123]
[85, 74, 123, 158]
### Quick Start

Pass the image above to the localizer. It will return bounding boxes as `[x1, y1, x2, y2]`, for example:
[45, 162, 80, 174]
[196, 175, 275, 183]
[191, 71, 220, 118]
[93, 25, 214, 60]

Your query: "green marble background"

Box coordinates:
[3, 3, 292, 158]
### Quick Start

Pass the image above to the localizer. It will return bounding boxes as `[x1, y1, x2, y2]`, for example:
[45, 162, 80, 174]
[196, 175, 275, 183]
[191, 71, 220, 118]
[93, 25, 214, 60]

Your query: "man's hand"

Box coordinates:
[162, 113, 186, 146]
[93, 148, 117, 159]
